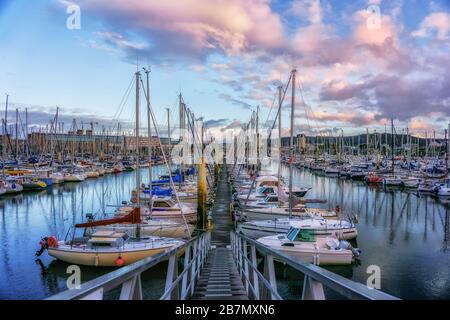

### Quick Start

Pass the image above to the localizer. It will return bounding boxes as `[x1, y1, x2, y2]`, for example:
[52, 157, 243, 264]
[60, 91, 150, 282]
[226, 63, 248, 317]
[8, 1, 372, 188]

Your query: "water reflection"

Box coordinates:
[276, 165, 450, 300]
[0, 166, 168, 300]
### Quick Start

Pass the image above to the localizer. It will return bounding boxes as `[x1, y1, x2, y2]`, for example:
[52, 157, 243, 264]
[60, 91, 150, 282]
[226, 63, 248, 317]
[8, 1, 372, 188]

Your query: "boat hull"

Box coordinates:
[48, 246, 171, 267]
[257, 237, 353, 266]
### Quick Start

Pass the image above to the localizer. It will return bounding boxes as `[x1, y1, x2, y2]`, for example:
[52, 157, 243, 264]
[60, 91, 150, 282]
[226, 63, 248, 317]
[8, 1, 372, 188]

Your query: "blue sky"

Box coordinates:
[0, 0, 449, 136]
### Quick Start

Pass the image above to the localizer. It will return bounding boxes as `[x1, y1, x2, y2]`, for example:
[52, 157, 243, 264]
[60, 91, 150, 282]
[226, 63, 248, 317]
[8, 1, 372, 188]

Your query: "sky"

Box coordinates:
[0, 0, 449, 137]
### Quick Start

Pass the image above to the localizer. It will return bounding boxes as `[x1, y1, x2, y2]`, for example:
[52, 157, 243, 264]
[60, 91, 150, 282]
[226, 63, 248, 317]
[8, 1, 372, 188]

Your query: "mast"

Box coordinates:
[15, 108, 18, 160]
[391, 118, 395, 175]
[25, 108, 29, 158]
[179, 94, 184, 188]
[407, 127, 411, 172]
[366, 128, 369, 161]
[256, 105, 260, 171]
[4, 94, 8, 157]
[289, 69, 296, 218]
[167, 108, 171, 172]
[278, 85, 282, 182]
[446, 124, 449, 172]
[135, 71, 141, 239]
[135, 71, 141, 203]
[144, 67, 153, 215]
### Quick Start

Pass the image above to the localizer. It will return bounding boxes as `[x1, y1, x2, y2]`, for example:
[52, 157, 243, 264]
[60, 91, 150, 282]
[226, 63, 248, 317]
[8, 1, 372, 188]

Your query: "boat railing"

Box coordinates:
[46, 232, 211, 300]
[230, 231, 399, 300]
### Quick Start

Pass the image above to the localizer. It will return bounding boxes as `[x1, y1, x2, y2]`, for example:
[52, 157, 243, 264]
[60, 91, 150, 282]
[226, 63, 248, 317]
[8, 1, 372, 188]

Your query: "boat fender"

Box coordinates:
[115, 256, 125, 267]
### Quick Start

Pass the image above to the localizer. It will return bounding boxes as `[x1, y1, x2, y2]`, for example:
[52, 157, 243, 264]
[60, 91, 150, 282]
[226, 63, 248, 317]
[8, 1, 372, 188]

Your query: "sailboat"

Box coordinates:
[117, 196, 197, 224]
[36, 71, 186, 266]
[36, 208, 183, 267]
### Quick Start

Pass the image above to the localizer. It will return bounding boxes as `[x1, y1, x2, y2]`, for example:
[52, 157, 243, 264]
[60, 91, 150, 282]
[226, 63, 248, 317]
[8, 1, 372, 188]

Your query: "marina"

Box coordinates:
[1, 161, 449, 299]
[0, 68, 449, 301]
[1, 0, 450, 305]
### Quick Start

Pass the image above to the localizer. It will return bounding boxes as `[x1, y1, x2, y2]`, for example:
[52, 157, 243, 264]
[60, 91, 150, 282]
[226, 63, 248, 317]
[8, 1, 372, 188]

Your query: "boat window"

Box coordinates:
[295, 229, 316, 242]
[286, 227, 299, 241]
[153, 201, 170, 208]
[265, 187, 275, 194]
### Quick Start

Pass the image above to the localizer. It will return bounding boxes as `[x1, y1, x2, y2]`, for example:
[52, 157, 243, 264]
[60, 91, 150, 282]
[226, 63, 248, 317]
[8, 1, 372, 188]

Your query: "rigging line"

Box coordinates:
[263, 89, 278, 127]
[139, 78, 191, 237]
[297, 78, 314, 132]
[111, 75, 135, 122]
[267, 73, 293, 136]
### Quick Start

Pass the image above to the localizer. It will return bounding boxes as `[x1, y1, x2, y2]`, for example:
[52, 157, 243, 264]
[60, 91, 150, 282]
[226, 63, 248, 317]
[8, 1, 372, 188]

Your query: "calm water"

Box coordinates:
[0, 166, 170, 300]
[276, 164, 450, 300]
[1, 165, 449, 300]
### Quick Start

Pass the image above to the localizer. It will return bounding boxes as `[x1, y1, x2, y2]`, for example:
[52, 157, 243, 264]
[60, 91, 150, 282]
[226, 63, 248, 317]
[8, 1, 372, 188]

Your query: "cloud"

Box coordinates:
[53, 0, 450, 133]
[220, 119, 243, 131]
[1, 102, 133, 132]
[73, 0, 285, 63]
[412, 12, 450, 40]
[218, 93, 253, 110]
[204, 118, 229, 128]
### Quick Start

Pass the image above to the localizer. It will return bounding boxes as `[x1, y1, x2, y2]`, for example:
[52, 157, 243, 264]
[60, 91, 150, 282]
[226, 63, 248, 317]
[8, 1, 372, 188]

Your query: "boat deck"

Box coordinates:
[192, 166, 248, 300]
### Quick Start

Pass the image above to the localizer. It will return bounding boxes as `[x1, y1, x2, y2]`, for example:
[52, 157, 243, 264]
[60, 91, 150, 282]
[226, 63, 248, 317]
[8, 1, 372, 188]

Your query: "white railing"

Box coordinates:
[47, 232, 211, 300]
[230, 231, 399, 300]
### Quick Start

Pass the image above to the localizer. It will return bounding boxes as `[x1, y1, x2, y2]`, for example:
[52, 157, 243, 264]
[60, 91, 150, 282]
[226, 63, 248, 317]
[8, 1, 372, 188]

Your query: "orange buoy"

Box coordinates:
[115, 256, 125, 267]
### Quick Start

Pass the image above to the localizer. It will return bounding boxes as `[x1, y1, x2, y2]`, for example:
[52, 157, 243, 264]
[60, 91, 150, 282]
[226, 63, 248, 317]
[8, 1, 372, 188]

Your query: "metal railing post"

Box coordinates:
[196, 236, 202, 279]
[243, 240, 249, 294]
[119, 274, 143, 300]
[181, 244, 191, 300]
[263, 254, 278, 300]
[190, 240, 198, 296]
[164, 252, 179, 300]
[302, 275, 326, 300]
[238, 236, 243, 278]
[250, 244, 260, 300]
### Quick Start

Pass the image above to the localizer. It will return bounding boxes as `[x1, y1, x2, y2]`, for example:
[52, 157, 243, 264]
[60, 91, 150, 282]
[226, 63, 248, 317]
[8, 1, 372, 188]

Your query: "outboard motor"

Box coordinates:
[338, 240, 361, 257]
[35, 236, 58, 257]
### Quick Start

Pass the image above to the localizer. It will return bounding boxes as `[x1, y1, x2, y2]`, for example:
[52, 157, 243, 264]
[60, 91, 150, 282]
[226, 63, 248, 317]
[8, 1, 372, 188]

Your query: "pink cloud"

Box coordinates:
[412, 12, 450, 40]
[76, 0, 285, 58]
[352, 9, 397, 46]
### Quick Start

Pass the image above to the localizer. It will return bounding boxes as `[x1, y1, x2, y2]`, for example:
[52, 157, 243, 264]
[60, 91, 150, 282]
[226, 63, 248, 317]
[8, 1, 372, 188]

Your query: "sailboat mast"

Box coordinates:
[446, 124, 449, 172]
[135, 71, 141, 206]
[391, 118, 395, 174]
[289, 69, 296, 218]
[278, 85, 282, 182]
[167, 108, 171, 172]
[144, 68, 153, 214]
[179, 94, 184, 188]
[25, 108, 28, 158]
[15, 108, 18, 160]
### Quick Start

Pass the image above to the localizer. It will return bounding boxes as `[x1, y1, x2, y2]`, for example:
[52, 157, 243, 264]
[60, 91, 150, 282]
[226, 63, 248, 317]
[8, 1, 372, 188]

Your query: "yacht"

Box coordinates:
[36, 209, 183, 267]
[256, 222, 359, 266]
[238, 217, 357, 240]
